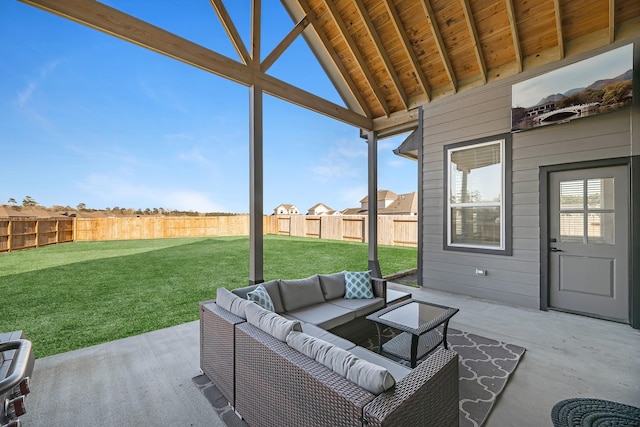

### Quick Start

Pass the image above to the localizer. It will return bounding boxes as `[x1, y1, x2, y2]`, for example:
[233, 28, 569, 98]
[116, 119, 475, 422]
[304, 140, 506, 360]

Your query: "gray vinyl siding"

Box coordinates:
[419, 40, 638, 309]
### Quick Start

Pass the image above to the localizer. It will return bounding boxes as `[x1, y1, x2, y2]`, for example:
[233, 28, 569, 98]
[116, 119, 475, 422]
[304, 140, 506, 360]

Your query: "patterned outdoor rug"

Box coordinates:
[361, 327, 526, 427]
[193, 327, 525, 427]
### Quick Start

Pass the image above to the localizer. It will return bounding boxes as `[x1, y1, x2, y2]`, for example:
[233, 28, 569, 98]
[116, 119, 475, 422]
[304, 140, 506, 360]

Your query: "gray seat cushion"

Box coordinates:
[318, 272, 346, 300]
[349, 346, 411, 383]
[279, 275, 325, 311]
[327, 297, 385, 318]
[286, 302, 355, 330]
[301, 322, 355, 350]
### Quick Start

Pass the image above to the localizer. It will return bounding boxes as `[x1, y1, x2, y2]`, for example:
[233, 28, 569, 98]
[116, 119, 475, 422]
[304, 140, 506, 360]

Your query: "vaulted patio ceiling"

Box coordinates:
[19, 0, 640, 137]
[286, 0, 640, 136]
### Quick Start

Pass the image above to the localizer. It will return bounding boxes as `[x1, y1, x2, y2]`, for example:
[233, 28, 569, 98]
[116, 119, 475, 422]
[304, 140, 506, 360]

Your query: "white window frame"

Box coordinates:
[444, 134, 512, 255]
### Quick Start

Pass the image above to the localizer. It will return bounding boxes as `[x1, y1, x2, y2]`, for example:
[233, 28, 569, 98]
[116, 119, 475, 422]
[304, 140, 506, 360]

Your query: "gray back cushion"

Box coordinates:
[245, 302, 302, 341]
[318, 272, 346, 300]
[233, 280, 285, 313]
[279, 275, 325, 311]
[216, 287, 251, 319]
[286, 331, 395, 395]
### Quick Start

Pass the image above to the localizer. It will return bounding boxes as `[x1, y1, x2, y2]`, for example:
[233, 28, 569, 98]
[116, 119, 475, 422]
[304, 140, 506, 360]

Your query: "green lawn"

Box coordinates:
[0, 235, 416, 358]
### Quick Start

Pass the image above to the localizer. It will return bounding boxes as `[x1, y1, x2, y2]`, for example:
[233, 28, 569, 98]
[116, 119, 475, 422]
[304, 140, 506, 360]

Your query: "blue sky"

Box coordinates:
[0, 1, 416, 214]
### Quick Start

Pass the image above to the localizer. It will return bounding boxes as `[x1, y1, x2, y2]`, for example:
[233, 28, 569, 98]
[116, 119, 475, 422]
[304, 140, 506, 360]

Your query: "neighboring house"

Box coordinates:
[379, 192, 417, 215]
[342, 190, 417, 215]
[306, 203, 334, 215]
[273, 204, 299, 215]
[359, 190, 397, 211]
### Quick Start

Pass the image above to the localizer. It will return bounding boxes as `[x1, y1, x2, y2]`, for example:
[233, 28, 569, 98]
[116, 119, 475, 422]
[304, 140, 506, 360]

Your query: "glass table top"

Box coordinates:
[379, 301, 449, 330]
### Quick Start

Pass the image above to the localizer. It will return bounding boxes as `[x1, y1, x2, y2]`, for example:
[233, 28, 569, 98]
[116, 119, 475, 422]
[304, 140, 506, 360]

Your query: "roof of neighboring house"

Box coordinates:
[308, 203, 332, 210]
[341, 207, 366, 215]
[275, 204, 297, 210]
[379, 192, 417, 215]
[360, 190, 398, 204]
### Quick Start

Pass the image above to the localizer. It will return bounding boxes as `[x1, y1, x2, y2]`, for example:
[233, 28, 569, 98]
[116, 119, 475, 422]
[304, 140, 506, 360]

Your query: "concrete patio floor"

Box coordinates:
[20, 282, 640, 427]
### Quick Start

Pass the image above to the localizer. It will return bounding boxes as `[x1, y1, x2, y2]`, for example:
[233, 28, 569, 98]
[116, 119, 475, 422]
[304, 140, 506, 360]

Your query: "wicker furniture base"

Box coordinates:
[234, 323, 459, 427]
[551, 398, 640, 426]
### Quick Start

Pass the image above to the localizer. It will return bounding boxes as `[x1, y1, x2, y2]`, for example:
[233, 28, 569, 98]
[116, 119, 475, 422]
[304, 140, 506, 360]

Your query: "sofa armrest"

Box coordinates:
[199, 301, 246, 406]
[363, 347, 459, 427]
[371, 277, 387, 300]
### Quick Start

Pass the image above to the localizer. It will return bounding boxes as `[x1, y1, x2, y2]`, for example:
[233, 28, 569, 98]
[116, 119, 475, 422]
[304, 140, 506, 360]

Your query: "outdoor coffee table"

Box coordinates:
[366, 299, 459, 368]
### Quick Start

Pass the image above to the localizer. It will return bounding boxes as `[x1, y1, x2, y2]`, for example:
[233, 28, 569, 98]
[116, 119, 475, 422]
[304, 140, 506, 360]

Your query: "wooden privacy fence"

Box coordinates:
[1, 215, 417, 249]
[75, 215, 251, 241]
[0, 218, 74, 252]
[264, 215, 418, 247]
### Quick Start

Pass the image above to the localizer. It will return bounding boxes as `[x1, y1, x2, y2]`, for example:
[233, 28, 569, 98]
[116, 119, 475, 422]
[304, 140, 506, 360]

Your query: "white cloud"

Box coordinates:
[160, 190, 223, 212]
[311, 139, 366, 182]
[17, 82, 37, 107]
[178, 147, 211, 166]
[77, 173, 225, 212]
[16, 59, 62, 108]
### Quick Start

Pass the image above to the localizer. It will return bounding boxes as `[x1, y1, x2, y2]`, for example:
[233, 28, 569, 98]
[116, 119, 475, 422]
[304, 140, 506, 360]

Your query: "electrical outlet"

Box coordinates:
[475, 268, 487, 276]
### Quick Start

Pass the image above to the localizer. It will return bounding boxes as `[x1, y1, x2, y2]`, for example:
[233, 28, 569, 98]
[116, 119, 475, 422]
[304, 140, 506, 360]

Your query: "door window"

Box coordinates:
[559, 178, 615, 245]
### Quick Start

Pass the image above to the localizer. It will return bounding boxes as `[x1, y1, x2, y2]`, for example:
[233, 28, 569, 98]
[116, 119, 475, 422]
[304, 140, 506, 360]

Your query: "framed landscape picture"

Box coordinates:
[511, 44, 634, 131]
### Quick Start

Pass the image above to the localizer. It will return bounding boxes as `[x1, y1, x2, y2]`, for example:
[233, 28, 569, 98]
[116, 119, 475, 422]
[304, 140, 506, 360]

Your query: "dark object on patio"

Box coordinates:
[551, 398, 640, 426]
[0, 331, 34, 426]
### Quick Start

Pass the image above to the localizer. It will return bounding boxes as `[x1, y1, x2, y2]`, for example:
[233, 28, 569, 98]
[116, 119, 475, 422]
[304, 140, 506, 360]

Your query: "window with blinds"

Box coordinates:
[444, 136, 511, 254]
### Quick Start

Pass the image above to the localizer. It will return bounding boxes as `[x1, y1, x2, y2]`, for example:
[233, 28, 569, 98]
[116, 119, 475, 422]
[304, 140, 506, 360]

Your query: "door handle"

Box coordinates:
[549, 247, 563, 252]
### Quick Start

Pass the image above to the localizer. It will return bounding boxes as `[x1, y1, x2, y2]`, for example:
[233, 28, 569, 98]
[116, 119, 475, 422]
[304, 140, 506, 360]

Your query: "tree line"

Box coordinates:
[4, 197, 237, 216]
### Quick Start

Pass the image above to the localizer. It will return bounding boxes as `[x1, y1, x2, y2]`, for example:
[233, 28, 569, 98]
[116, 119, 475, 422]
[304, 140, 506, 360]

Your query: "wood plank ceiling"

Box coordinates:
[283, 0, 640, 135]
[19, 0, 640, 136]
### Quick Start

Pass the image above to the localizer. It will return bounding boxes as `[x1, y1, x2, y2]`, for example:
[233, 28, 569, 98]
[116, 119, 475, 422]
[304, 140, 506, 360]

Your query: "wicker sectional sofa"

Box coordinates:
[199, 272, 459, 427]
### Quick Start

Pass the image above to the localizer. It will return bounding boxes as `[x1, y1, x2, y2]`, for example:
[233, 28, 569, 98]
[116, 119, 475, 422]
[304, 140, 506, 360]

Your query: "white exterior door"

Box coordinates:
[548, 165, 629, 322]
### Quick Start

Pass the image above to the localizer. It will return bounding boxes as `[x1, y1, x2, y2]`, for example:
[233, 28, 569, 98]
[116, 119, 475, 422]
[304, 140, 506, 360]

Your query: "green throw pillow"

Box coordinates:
[344, 270, 373, 299]
[247, 284, 275, 311]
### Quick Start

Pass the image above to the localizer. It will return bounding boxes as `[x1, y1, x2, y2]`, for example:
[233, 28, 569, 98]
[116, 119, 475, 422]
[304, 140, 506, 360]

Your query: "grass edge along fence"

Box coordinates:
[1, 214, 417, 252]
